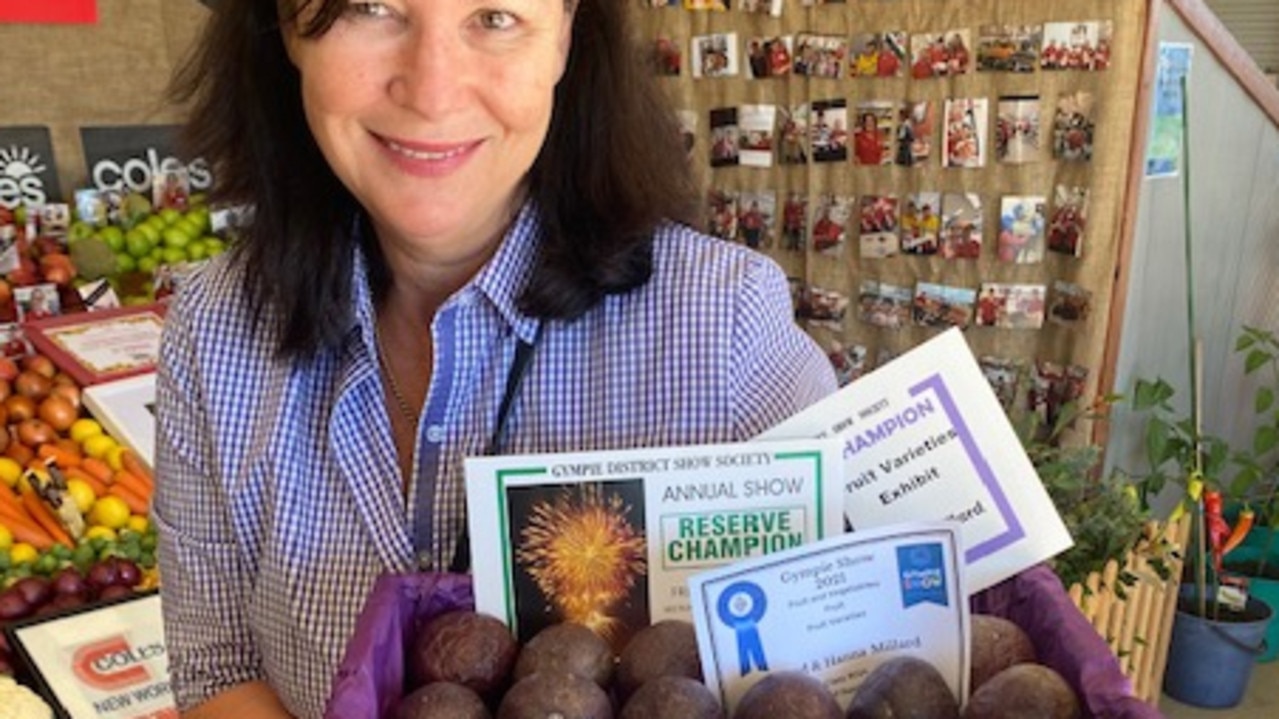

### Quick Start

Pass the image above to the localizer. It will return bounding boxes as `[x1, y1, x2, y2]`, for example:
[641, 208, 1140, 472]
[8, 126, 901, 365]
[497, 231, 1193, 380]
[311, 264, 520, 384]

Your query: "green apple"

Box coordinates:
[186, 240, 209, 261]
[162, 226, 193, 249]
[124, 228, 154, 259]
[135, 222, 161, 246]
[68, 221, 96, 243]
[115, 253, 138, 274]
[137, 256, 160, 274]
[100, 226, 126, 253]
[161, 246, 187, 265]
[203, 237, 227, 256]
[158, 208, 182, 226]
[182, 209, 210, 234]
[175, 217, 203, 240]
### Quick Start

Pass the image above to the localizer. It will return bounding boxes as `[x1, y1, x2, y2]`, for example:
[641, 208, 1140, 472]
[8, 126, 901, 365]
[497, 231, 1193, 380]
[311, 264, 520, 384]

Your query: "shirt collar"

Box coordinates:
[349, 200, 543, 351]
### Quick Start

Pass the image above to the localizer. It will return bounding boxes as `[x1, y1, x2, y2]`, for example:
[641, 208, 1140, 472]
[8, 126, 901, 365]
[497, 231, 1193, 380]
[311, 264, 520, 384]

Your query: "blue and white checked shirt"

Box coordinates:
[153, 205, 837, 717]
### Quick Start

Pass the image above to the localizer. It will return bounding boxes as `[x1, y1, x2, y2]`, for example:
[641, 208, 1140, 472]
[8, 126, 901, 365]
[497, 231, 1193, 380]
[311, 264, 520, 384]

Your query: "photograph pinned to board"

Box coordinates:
[997, 195, 1047, 264]
[995, 95, 1040, 164]
[976, 24, 1042, 72]
[940, 193, 983, 260]
[1052, 91, 1096, 161]
[1145, 42, 1193, 178]
[737, 104, 777, 168]
[735, 190, 776, 250]
[896, 100, 935, 167]
[943, 98, 988, 168]
[1048, 185, 1089, 257]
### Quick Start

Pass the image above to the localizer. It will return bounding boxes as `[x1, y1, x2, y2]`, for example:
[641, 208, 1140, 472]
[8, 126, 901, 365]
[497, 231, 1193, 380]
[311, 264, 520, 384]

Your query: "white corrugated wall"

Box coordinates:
[1205, 0, 1279, 72]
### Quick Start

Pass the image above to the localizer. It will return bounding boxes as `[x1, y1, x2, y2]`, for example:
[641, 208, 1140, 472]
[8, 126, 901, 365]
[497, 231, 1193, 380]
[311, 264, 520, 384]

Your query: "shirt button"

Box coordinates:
[426, 425, 446, 443]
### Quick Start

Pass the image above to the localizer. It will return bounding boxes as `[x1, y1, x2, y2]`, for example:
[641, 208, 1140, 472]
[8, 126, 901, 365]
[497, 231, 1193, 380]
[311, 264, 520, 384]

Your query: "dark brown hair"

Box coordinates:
[170, 0, 697, 358]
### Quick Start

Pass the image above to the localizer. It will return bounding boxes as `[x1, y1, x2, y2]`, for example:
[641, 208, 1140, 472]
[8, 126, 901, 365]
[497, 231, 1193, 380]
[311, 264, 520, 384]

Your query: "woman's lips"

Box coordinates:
[376, 134, 482, 176]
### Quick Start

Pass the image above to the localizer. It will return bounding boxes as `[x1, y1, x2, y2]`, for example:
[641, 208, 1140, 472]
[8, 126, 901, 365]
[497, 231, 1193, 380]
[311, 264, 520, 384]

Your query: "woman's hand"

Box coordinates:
[184, 681, 294, 719]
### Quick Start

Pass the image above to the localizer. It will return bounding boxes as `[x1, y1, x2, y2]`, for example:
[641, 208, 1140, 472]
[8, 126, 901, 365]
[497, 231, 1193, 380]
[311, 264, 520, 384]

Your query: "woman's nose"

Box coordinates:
[387, 27, 467, 119]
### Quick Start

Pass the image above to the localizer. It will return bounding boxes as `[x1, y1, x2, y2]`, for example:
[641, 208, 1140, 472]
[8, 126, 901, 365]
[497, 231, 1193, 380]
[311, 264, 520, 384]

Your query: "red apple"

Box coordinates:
[0, 357, 17, 382]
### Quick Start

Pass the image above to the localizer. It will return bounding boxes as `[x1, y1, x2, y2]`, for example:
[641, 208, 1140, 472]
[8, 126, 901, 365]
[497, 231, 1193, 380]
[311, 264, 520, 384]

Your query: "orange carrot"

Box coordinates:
[37, 443, 82, 470]
[80, 457, 113, 485]
[112, 470, 152, 502]
[108, 484, 149, 515]
[0, 513, 54, 551]
[19, 484, 73, 547]
[63, 466, 110, 496]
[0, 494, 35, 525]
[120, 449, 153, 487]
[0, 482, 21, 510]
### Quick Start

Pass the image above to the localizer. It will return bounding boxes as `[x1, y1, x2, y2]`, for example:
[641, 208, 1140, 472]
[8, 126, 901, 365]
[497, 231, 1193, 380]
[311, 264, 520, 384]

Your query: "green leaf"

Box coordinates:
[1144, 419, 1172, 465]
[1257, 387, 1275, 414]
[1230, 467, 1259, 498]
[1247, 348, 1269, 374]
[1134, 379, 1171, 410]
[1255, 425, 1278, 455]
[1237, 333, 1258, 351]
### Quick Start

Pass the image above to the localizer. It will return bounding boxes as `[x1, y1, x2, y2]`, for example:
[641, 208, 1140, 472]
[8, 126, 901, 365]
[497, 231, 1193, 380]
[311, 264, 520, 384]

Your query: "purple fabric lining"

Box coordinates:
[971, 564, 1166, 719]
[324, 573, 475, 719]
[329, 566, 1164, 718]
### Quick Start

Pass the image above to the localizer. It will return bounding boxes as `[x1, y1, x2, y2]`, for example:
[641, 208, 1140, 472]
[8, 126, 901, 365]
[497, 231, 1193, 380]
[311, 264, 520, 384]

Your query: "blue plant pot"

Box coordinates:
[1163, 586, 1271, 708]
[1224, 544, 1279, 662]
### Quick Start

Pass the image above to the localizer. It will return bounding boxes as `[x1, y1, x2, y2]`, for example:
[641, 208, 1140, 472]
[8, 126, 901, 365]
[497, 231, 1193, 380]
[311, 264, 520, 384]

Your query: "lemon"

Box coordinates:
[84, 526, 118, 542]
[10, 542, 38, 565]
[82, 434, 119, 460]
[69, 418, 104, 444]
[90, 496, 131, 531]
[106, 444, 128, 472]
[0, 524, 11, 552]
[0, 457, 20, 488]
[66, 479, 97, 514]
[126, 515, 150, 534]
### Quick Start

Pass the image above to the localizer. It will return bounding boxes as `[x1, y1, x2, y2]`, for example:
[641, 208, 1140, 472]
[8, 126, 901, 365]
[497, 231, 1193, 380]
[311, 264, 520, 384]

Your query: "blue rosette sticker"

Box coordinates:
[896, 542, 948, 608]
[716, 580, 769, 675]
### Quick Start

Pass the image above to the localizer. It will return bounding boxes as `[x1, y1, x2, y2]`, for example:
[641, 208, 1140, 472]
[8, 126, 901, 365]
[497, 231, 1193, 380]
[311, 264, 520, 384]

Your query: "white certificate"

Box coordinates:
[688, 523, 968, 715]
[760, 328, 1072, 592]
[465, 439, 843, 649]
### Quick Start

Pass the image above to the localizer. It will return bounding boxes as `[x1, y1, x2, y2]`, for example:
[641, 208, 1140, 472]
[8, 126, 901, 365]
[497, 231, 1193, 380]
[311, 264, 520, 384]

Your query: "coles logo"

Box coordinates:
[80, 125, 213, 195]
[0, 127, 61, 210]
[0, 146, 48, 209]
[71, 635, 166, 691]
[89, 148, 212, 195]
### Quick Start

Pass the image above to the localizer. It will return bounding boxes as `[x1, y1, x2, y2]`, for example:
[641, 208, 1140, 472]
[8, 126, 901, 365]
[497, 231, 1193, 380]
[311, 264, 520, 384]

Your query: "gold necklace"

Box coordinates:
[373, 326, 419, 428]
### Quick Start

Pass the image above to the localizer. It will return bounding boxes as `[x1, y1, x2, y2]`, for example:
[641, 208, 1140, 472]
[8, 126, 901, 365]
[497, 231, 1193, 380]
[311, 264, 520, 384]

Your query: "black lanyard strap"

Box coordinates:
[448, 321, 544, 573]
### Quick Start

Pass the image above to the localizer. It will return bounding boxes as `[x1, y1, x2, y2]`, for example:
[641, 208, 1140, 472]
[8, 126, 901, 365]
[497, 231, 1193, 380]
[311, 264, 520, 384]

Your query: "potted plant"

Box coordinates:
[1216, 326, 1279, 662]
[1132, 369, 1273, 708]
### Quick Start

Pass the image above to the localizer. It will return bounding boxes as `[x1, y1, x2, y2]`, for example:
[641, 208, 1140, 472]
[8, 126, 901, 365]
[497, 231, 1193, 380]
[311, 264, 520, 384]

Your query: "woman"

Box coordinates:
[853, 112, 883, 166]
[155, 1, 835, 716]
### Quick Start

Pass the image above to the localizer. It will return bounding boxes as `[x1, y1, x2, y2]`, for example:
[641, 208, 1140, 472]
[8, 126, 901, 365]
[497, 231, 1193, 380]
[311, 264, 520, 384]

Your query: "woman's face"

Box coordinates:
[284, 0, 573, 263]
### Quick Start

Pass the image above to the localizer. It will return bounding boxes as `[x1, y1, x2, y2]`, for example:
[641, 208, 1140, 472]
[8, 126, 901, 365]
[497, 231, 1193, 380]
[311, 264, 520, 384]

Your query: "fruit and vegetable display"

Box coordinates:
[0, 352, 158, 679]
[386, 609, 1082, 719]
[0, 189, 230, 316]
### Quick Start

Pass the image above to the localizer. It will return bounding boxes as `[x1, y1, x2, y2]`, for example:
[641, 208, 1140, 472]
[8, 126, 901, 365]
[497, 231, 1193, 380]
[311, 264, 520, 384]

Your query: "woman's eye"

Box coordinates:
[477, 10, 517, 31]
[345, 2, 393, 19]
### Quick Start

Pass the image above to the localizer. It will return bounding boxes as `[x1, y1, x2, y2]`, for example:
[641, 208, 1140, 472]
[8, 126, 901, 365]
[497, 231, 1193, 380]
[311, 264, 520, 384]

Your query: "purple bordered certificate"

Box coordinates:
[759, 328, 1072, 592]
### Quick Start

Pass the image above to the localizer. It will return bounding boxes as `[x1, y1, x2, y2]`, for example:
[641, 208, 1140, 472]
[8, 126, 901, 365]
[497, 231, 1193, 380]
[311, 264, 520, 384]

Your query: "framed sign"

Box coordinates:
[83, 374, 157, 471]
[23, 303, 167, 386]
[4, 591, 175, 719]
